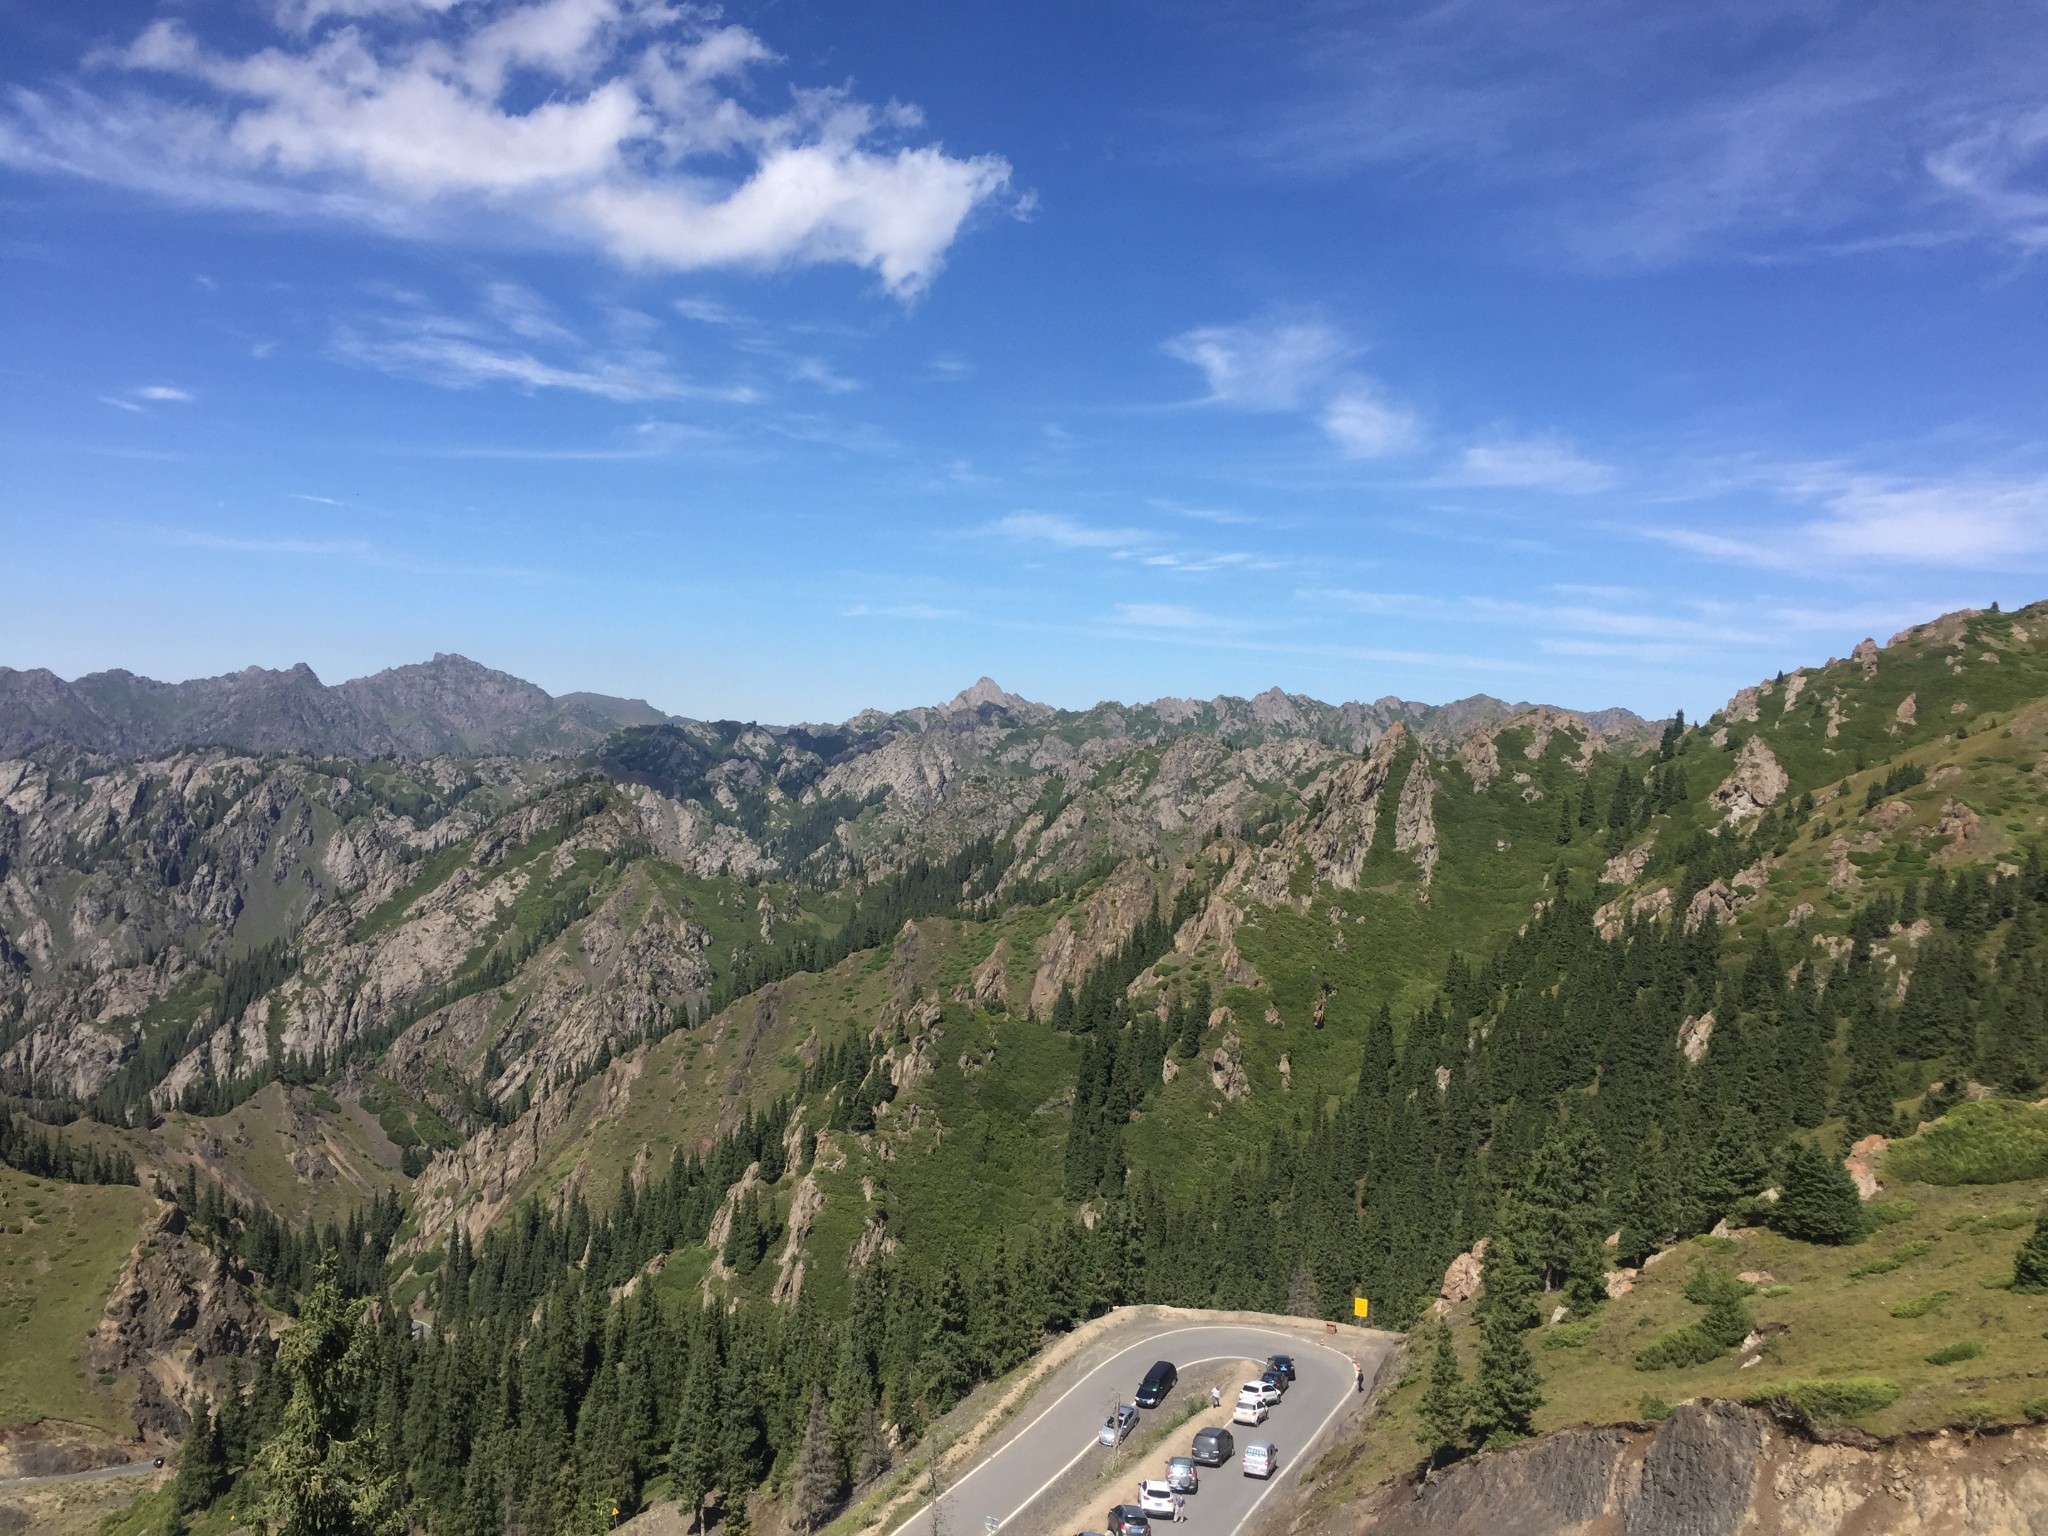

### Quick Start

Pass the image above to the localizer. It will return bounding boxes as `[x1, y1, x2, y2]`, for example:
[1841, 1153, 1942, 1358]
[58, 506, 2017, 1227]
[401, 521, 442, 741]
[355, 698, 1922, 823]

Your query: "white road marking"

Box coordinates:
[890, 1322, 1371, 1536]
[1220, 1366, 1358, 1536]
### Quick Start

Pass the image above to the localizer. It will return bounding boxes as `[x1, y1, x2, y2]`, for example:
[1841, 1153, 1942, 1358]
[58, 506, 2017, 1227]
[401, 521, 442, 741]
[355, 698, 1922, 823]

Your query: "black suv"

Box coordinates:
[1135, 1359, 1178, 1408]
[1265, 1354, 1296, 1382]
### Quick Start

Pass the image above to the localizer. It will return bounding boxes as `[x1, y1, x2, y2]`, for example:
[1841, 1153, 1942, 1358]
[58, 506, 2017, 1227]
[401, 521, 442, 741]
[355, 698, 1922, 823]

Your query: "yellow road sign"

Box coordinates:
[1352, 1296, 1370, 1318]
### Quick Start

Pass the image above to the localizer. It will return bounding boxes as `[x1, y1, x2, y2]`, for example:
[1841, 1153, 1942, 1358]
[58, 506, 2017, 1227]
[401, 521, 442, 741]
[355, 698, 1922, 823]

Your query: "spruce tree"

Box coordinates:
[174, 1397, 227, 1515]
[786, 1388, 844, 1534]
[1467, 1303, 1542, 1446]
[1613, 1128, 1676, 1268]
[256, 1261, 405, 1536]
[1415, 1319, 1467, 1461]
[2013, 1208, 2048, 1292]
[1769, 1142, 1865, 1245]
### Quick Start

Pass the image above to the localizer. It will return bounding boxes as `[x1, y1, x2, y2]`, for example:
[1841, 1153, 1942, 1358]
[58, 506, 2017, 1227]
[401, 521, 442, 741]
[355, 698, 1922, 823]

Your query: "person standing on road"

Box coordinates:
[1175, 1494, 1185, 1523]
[1209, 1385, 1220, 1408]
[1353, 1359, 1364, 1393]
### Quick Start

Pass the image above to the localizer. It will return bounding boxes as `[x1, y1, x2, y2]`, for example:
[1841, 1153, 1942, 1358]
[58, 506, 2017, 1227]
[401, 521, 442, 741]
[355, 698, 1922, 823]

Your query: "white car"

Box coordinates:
[1242, 1442, 1277, 1479]
[1238, 1380, 1281, 1410]
[1138, 1481, 1176, 1518]
[1231, 1397, 1268, 1427]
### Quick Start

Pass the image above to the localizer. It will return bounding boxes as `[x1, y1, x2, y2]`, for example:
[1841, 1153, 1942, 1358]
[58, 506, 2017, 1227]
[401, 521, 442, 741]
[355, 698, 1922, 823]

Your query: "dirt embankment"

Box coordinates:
[1294, 1399, 2048, 1536]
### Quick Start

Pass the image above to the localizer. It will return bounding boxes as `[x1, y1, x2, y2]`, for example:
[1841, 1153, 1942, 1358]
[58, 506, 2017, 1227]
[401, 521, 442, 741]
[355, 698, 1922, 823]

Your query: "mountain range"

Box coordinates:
[0, 652, 1656, 763]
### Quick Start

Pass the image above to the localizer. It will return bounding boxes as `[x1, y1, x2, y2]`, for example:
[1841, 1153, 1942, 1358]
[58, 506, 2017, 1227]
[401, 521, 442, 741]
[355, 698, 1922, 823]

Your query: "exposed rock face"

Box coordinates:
[1895, 693, 1917, 728]
[964, 943, 1010, 1007]
[1852, 637, 1880, 677]
[1209, 1032, 1249, 1101]
[1845, 1133, 1887, 1200]
[87, 1202, 267, 1440]
[1679, 1011, 1715, 1064]
[1323, 1401, 2048, 1536]
[1438, 1237, 1489, 1310]
[1393, 759, 1439, 886]
[1029, 860, 1157, 1013]
[1459, 732, 1501, 793]
[1602, 838, 1655, 887]
[1712, 736, 1789, 824]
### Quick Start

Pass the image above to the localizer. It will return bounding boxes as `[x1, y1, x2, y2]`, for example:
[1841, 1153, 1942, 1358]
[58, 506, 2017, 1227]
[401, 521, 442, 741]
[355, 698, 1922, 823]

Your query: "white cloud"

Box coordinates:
[1163, 319, 1350, 409]
[137, 385, 193, 402]
[330, 287, 751, 403]
[0, 1, 1011, 297]
[842, 602, 965, 620]
[1647, 466, 2048, 572]
[1321, 386, 1421, 458]
[991, 511, 1151, 551]
[1450, 436, 1617, 493]
[1110, 601, 1217, 630]
[1238, 0, 2048, 266]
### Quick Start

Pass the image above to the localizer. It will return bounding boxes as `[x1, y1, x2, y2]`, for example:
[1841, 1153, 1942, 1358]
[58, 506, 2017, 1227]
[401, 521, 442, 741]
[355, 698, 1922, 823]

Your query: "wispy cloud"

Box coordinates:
[149, 524, 550, 580]
[1446, 436, 1617, 493]
[0, 1, 1014, 298]
[991, 511, 1153, 552]
[1233, 0, 2048, 266]
[843, 602, 967, 620]
[100, 384, 194, 411]
[1646, 464, 2048, 572]
[1162, 315, 1422, 459]
[1110, 601, 1225, 630]
[330, 286, 751, 404]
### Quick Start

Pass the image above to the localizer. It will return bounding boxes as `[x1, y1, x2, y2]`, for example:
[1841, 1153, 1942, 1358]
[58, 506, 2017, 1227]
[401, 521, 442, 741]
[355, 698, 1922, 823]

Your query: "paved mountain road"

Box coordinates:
[888, 1318, 1395, 1536]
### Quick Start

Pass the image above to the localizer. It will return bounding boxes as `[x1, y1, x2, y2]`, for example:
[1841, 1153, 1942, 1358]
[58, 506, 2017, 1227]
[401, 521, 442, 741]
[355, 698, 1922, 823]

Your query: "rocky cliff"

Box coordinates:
[1310, 1400, 2048, 1536]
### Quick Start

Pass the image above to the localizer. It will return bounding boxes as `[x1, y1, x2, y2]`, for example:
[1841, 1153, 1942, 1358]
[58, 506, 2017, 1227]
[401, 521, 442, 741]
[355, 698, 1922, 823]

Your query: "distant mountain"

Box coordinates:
[0, 657, 1657, 763]
[0, 654, 675, 760]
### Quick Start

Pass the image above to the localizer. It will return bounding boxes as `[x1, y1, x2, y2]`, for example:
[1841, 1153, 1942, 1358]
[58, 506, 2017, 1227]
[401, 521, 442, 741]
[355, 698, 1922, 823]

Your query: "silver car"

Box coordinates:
[1242, 1442, 1277, 1479]
[1100, 1404, 1140, 1446]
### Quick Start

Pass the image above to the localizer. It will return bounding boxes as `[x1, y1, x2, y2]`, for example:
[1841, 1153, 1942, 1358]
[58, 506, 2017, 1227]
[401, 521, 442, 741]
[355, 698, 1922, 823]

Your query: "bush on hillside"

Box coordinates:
[1748, 1378, 1902, 1422]
[1884, 1100, 2048, 1186]
[2012, 1208, 2048, 1292]
[1926, 1340, 1984, 1365]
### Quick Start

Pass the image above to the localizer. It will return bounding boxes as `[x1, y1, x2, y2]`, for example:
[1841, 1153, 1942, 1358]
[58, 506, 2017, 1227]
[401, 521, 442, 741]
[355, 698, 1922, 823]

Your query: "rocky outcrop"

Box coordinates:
[1712, 736, 1788, 824]
[1029, 860, 1158, 1014]
[1437, 1238, 1488, 1311]
[87, 1201, 268, 1440]
[1209, 1032, 1249, 1101]
[1393, 759, 1439, 886]
[1679, 1011, 1715, 1064]
[1320, 1402, 2048, 1536]
[1895, 693, 1917, 728]
[1845, 1134, 1887, 1200]
[1852, 637, 1880, 677]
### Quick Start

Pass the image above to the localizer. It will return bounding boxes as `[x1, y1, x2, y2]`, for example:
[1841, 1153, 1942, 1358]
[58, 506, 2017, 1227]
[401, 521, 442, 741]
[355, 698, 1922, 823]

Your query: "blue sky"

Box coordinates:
[5, 0, 2048, 724]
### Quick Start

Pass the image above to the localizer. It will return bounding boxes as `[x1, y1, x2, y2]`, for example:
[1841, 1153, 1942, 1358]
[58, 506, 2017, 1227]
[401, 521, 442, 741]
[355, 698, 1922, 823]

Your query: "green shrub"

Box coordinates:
[1926, 1340, 1985, 1366]
[1748, 1378, 1902, 1421]
[1638, 1396, 1672, 1422]
[1849, 1239, 1935, 1280]
[1543, 1318, 1601, 1350]
[1694, 1235, 1741, 1256]
[1868, 1199, 1920, 1226]
[1885, 1100, 2048, 1185]
[1947, 1207, 2029, 1233]
[1634, 1324, 1727, 1371]
[2023, 1397, 2048, 1424]
[1890, 1290, 1953, 1319]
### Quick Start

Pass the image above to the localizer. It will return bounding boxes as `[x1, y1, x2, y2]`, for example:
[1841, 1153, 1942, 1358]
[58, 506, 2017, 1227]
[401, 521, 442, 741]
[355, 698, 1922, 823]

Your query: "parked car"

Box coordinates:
[1231, 1397, 1268, 1427]
[1238, 1379, 1282, 1410]
[1165, 1456, 1199, 1494]
[1108, 1505, 1152, 1536]
[1190, 1427, 1234, 1467]
[1135, 1360, 1179, 1409]
[1265, 1354, 1296, 1383]
[1138, 1481, 1177, 1518]
[1259, 1368, 1289, 1398]
[1242, 1442, 1277, 1479]
[1100, 1404, 1140, 1446]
